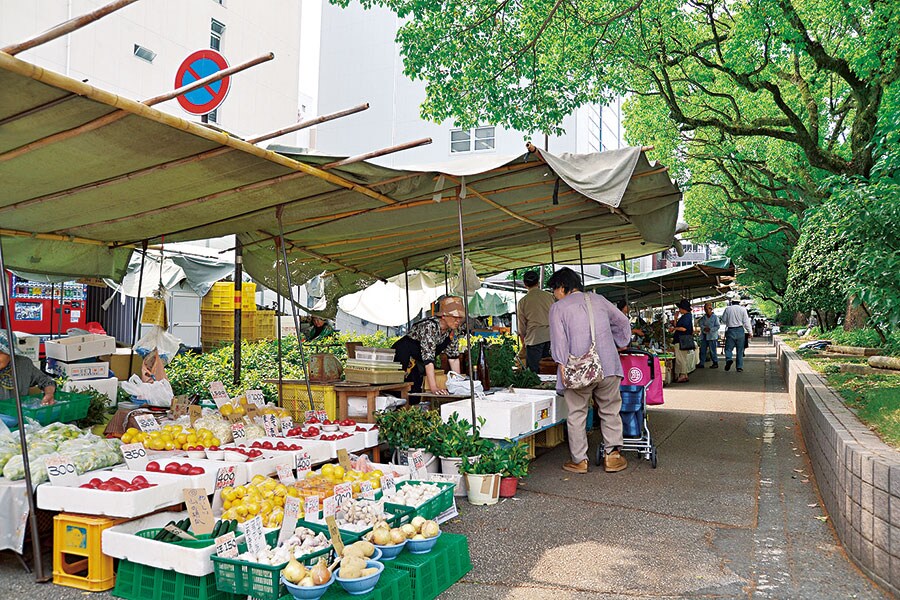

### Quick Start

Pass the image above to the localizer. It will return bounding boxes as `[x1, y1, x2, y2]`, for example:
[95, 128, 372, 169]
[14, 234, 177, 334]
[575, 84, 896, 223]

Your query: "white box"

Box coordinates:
[45, 334, 115, 362]
[46, 358, 110, 380]
[64, 377, 118, 407]
[12, 332, 40, 367]
[552, 393, 567, 423]
[490, 392, 554, 431]
[113, 458, 248, 494]
[441, 399, 534, 439]
[37, 470, 184, 518]
[347, 395, 403, 417]
[219, 446, 293, 478]
[237, 436, 333, 466]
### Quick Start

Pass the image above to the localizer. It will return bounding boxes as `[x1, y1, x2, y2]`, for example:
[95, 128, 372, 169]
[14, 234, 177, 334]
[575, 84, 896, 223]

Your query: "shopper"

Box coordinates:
[721, 294, 752, 372]
[392, 296, 464, 394]
[0, 331, 55, 405]
[548, 268, 631, 474]
[668, 299, 694, 383]
[616, 299, 646, 342]
[697, 302, 719, 368]
[517, 269, 554, 372]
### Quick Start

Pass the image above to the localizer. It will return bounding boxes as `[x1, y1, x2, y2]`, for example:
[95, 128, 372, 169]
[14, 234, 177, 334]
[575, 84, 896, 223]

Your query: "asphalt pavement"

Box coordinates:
[0, 341, 892, 599]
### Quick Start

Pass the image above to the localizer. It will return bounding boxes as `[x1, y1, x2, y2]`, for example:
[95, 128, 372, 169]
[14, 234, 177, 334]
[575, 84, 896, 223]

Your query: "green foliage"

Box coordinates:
[854, 389, 900, 448]
[474, 335, 542, 388]
[76, 389, 110, 428]
[458, 443, 506, 475]
[374, 408, 441, 451]
[427, 413, 491, 459]
[817, 328, 900, 356]
[495, 440, 531, 479]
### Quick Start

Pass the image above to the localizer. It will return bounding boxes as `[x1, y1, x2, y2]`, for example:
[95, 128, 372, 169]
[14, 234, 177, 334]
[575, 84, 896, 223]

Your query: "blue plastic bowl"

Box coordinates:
[405, 530, 441, 554]
[369, 547, 383, 562]
[373, 539, 406, 561]
[335, 560, 383, 595]
[281, 574, 334, 600]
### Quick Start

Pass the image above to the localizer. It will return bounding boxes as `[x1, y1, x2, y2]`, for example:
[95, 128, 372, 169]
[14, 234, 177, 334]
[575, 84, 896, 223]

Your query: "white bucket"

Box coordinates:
[465, 473, 500, 506]
[440, 456, 480, 496]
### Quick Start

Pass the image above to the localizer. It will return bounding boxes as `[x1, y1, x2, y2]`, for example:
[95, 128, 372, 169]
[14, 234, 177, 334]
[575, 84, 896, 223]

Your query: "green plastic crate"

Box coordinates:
[113, 559, 241, 600]
[0, 391, 91, 426]
[384, 481, 455, 521]
[300, 503, 415, 541]
[384, 533, 472, 600]
[137, 528, 216, 549]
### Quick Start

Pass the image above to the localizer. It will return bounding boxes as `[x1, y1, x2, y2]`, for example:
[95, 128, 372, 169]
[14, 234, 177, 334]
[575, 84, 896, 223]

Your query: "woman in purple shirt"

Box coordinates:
[547, 268, 632, 475]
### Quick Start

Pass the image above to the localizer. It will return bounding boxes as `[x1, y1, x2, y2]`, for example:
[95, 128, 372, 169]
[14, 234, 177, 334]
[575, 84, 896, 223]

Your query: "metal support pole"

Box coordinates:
[659, 281, 666, 351]
[455, 190, 477, 426]
[549, 233, 556, 272]
[0, 236, 48, 581]
[275, 241, 283, 405]
[621, 253, 629, 305]
[233, 240, 243, 386]
[511, 269, 518, 337]
[129, 242, 148, 380]
[403, 259, 411, 331]
[48, 283, 55, 340]
[576, 234, 585, 284]
[443, 256, 449, 297]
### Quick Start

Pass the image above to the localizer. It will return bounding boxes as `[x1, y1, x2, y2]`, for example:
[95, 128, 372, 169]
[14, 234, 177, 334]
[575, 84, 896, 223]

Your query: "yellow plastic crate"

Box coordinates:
[535, 423, 565, 449]
[53, 513, 126, 592]
[254, 310, 277, 340]
[201, 310, 256, 340]
[201, 281, 257, 312]
[277, 382, 337, 421]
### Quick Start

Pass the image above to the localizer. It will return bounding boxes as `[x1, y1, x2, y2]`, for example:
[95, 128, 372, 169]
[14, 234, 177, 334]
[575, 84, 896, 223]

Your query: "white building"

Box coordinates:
[315, 0, 625, 166]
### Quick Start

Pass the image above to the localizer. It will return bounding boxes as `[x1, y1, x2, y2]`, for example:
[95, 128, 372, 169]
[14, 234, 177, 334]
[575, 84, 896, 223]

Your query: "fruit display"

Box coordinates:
[388, 482, 442, 507]
[239, 526, 330, 565]
[4, 433, 122, 484]
[283, 556, 331, 587]
[224, 446, 265, 460]
[78, 475, 156, 492]
[219, 475, 299, 526]
[335, 498, 387, 531]
[364, 516, 439, 545]
[248, 440, 304, 452]
[121, 425, 221, 451]
[316, 463, 384, 491]
[145, 461, 205, 475]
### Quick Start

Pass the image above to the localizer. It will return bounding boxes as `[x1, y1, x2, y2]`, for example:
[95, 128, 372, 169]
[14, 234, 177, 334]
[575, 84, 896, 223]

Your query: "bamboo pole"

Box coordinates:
[144, 53, 274, 106]
[630, 166, 669, 180]
[247, 103, 369, 144]
[443, 175, 547, 228]
[454, 188, 478, 424]
[322, 138, 432, 169]
[0, 93, 76, 127]
[1, 0, 140, 55]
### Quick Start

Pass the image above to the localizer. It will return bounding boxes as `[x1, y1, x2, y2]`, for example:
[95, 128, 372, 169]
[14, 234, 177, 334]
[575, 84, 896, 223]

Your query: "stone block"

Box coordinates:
[875, 489, 890, 521]
[874, 516, 890, 551]
[862, 482, 874, 513]
[861, 509, 874, 541]
[874, 460, 890, 492]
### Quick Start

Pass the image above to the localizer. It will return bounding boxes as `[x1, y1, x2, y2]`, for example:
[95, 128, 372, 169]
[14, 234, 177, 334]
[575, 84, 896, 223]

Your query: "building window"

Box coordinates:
[133, 44, 156, 63]
[450, 126, 495, 153]
[210, 19, 225, 50]
[207, 108, 219, 123]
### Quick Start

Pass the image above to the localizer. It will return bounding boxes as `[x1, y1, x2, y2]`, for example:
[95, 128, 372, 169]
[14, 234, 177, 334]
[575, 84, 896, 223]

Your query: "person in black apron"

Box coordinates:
[392, 296, 464, 394]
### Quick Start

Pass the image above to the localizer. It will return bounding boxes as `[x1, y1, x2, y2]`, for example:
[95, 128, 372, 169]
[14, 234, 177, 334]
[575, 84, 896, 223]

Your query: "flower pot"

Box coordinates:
[439, 455, 481, 496]
[393, 448, 440, 474]
[465, 473, 500, 506]
[499, 476, 518, 498]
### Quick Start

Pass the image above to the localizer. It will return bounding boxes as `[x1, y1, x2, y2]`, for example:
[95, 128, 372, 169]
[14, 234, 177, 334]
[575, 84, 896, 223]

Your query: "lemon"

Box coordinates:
[332, 466, 345, 479]
[121, 433, 132, 444]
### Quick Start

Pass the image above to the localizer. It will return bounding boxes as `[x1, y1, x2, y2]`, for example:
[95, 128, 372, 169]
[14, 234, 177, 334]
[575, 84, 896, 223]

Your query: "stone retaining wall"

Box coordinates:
[776, 339, 900, 595]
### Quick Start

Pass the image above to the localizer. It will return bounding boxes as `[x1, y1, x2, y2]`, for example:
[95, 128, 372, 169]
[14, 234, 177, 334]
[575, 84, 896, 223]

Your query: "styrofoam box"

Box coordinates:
[13, 332, 40, 367]
[219, 446, 293, 478]
[46, 358, 110, 380]
[37, 470, 184, 518]
[102, 510, 246, 577]
[491, 391, 554, 431]
[441, 399, 534, 439]
[64, 377, 118, 407]
[232, 437, 332, 466]
[302, 432, 365, 459]
[347, 395, 404, 418]
[44, 334, 116, 362]
[355, 424, 379, 448]
[552, 393, 568, 423]
[113, 458, 248, 494]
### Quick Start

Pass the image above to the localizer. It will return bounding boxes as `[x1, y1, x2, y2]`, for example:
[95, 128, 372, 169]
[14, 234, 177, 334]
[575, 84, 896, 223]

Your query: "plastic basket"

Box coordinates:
[384, 481, 455, 521]
[113, 559, 241, 600]
[279, 566, 411, 600]
[354, 347, 396, 362]
[278, 383, 337, 421]
[384, 533, 471, 600]
[136, 528, 216, 549]
[201, 311, 257, 341]
[0, 391, 91, 426]
[202, 282, 257, 312]
[255, 310, 277, 339]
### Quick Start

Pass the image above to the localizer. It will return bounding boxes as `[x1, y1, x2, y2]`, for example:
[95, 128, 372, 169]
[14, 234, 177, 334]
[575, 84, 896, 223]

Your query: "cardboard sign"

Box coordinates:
[121, 442, 149, 471]
[337, 449, 351, 472]
[171, 395, 191, 419]
[244, 515, 266, 555]
[304, 410, 317, 422]
[184, 488, 215, 535]
[280, 416, 294, 432]
[322, 495, 338, 519]
[325, 515, 344, 556]
[304, 495, 320, 521]
[189, 405, 202, 427]
[164, 523, 197, 540]
[410, 450, 427, 480]
[276, 464, 296, 485]
[245, 389, 265, 406]
[333, 482, 353, 507]
[246, 405, 259, 421]
[380, 475, 396, 499]
[360, 480, 375, 500]
[215, 466, 237, 490]
[209, 381, 230, 407]
[279, 495, 301, 546]
[215, 531, 238, 558]
[295, 452, 311, 473]
[134, 414, 160, 432]
[45, 454, 79, 487]
[226, 412, 243, 424]
[263, 414, 280, 437]
[231, 422, 246, 441]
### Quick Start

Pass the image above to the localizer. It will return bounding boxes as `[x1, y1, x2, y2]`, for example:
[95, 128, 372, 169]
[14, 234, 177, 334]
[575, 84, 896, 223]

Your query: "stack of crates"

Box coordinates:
[254, 310, 277, 340]
[200, 282, 257, 350]
[277, 381, 337, 421]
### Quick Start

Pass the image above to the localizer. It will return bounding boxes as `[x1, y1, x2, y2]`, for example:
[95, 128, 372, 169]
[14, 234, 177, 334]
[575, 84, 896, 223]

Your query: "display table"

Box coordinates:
[333, 382, 412, 423]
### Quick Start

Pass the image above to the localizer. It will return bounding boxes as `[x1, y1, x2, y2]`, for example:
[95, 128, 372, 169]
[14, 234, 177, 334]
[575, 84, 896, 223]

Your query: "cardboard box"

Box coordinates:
[45, 334, 115, 362]
[441, 399, 534, 439]
[101, 347, 144, 380]
[490, 391, 554, 431]
[46, 358, 110, 380]
[64, 377, 119, 407]
[12, 332, 40, 367]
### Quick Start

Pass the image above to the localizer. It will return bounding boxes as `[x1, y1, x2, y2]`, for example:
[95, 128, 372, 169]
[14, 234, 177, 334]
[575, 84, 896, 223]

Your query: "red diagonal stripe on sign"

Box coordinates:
[185, 65, 220, 98]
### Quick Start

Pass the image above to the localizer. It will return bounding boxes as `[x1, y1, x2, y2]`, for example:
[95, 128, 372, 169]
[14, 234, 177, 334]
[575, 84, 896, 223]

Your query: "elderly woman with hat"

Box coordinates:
[391, 296, 465, 395]
[668, 299, 695, 383]
[0, 331, 56, 405]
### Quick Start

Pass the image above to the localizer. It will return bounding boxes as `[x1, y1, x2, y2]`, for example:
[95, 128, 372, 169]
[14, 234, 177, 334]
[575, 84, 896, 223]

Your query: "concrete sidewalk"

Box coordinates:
[440, 342, 892, 599]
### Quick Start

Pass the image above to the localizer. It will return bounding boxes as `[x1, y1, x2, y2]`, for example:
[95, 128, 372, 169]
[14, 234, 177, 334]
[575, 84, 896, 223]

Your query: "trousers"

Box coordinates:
[699, 337, 718, 364]
[525, 341, 551, 373]
[564, 375, 623, 463]
[724, 327, 747, 369]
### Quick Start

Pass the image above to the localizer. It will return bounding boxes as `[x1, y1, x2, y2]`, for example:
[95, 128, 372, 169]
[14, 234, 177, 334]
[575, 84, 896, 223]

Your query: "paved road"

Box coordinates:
[0, 342, 891, 599]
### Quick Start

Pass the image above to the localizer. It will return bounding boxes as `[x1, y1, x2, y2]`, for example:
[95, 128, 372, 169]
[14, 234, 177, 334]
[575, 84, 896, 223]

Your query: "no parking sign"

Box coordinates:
[175, 49, 230, 115]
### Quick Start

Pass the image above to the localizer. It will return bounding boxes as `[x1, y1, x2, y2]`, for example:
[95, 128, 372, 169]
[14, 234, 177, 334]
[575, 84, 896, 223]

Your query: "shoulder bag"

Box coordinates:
[562, 294, 604, 389]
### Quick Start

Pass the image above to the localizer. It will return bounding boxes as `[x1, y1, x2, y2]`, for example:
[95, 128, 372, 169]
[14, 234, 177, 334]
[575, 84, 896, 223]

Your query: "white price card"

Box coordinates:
[380, 475, 396, 499]
[215, 531, 238, 558]
[164, 523, 197, 540]
[304, 496, 320, 521]
[304, 410, 317, 422]
[134, 414, 160, 432]
[360, 480, 375, 500]
[231, 422, 246, 441]
[429, 472, 458, 484]
[245, 389, 266, 407]
[45, 454, 79, 487]
[316, 410, 329, 422]
[333, 482, 353, 507]
[322, 495, 338, 519]
[278, 496, 302, 546]
[215, 466, 237, 490]
[280, 416, 294, 433]
[294, 452, 311, 474]
[263, 414, 280, 437]
[275, 463, 296, 485]
[244, 515, 266, 555]
[121, 442, 149, 470]
[410, 450, 427, 480]
[209, 381, 230, 407]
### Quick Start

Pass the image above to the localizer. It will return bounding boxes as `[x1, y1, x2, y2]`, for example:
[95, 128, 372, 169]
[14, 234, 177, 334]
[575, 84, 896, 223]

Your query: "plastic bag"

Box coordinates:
[134, 325, 181, 363]
[121, 374, 174, 407]
[445, 371, 484, 396]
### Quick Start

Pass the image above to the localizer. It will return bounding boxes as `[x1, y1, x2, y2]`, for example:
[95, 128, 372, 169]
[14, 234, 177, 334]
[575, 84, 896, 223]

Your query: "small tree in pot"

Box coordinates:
[496, 440, 530, 497]
[375, 408, 441, 465]
[458, 443, 506, 506]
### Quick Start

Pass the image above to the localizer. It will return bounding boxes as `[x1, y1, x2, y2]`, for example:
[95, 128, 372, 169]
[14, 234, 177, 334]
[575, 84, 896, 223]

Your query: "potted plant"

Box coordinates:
[429, 414, 491, 495]
[497, 440, 530, 498]
[458, 444, 505, 506]
[374, 408, 441, 471]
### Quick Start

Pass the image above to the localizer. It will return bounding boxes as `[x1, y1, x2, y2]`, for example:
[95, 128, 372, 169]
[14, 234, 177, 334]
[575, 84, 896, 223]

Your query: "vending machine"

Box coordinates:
[4, 273, 87, 335]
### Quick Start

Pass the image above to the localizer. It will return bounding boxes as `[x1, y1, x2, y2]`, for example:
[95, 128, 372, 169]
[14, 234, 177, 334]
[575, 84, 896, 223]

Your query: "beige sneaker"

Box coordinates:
[562, 459, 588, 474]
[604, 450, 628, 473]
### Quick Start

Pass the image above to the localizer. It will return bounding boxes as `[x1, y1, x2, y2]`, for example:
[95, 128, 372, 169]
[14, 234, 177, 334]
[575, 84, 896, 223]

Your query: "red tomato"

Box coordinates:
[164, 463, 181, 474]
[89, 477, 104, 487]
[79, 483, 95, 489]
[178, 464, 192, 475]
[131, 475, 148, 486]
[188, 467, 205, 475]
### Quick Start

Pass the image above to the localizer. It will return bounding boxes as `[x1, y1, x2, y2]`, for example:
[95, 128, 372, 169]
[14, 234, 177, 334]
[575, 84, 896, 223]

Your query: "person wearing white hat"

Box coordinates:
[721, 294, 752, 372]
[392, 296, 465, 394]
[0, 331, 56, 405]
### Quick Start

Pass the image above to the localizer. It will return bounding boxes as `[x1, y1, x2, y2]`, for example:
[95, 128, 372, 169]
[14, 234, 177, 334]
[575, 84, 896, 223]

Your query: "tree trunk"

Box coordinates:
[793, 312, 809, 326]
[844, 296, 868, 331]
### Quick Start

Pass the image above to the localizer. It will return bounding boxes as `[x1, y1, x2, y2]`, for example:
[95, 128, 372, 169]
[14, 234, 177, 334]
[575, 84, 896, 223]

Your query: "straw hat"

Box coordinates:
[675, 299, 692, 312]
[438, 296, 465, 318]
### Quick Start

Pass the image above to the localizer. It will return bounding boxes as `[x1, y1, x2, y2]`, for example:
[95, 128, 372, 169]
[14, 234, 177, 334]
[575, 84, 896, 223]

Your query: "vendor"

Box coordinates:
[307, 316, 334, 341]
[617, 299, 647, 342]
[0, 331, 56, 405]
[392, 296, 464, 395]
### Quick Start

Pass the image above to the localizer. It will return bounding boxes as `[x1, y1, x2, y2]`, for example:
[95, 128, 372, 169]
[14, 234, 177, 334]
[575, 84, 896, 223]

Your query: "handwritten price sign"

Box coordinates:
[209, 381, 230, 407]
[304, 495, 320, 521]
[245, 389, 265, 407]
[294, 452, 311, 473]
[279, 496, 302, 546]
[333, 482, 353, 507]
[410, 450, 427, 480]
[360, 480, 375, 500]
[134, 414, 160, 432]
[215, 532, 238, 558]
[322, 495, 338, 519]
[231, 422, 246, 441]
[380, 475, 396, 499]
[276, 464, 296, 485]
[215, 466, 236, 490]
[46, 454, 79, 487]
[263, 414, 280, 437]
[121, 443, 149, 470]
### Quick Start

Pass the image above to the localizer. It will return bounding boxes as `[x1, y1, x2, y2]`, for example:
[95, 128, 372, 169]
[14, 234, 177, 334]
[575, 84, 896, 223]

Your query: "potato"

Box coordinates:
[359, 567, 379, 577]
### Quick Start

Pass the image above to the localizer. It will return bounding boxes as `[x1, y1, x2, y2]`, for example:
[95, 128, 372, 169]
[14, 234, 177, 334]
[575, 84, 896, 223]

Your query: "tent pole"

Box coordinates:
[443, 256, 449, 296]
[276, 210, 315, 413]
[660, 280, 666, 351]
[511, 269, 517, 337]
[275, 240, 284, 406]
[621, 253, 629, 306]
[455, 188, 477, 426]
[403, 259, 411, 331]
[0, 235, 48, 581]
[129, 241, 148, 380]
[549, 232, 556, 272]
[576, 234, 585, 284]
[233, 239, 243, 386]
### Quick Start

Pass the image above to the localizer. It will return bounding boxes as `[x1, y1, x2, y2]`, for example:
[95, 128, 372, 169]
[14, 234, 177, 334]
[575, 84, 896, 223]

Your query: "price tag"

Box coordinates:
[380, 475, 396, 499]
[360, 480, 375, 500]
[276, 464, 296, 485]
[245, 389, 266, 406]
[304, 495, 320, 521]
[325, 515, 344, 557]
[121, 442, 149, 471]
[280, 416, 294, 432]
[134, 414, 160, 432]
[189, 405, 202, 427]
[171, 395, 191, 419]
[231, 422, 246, 441]
[164, 523, 197, 540]
[244, 515, 266, 555]
[410, 450, 427, 480]
[184, 488, 215, 535]
[322, 495, 338, 519]
[304, 410, 317, 423]
[279, 495, 301, 546]
[225, 411, 243, 424]
[263, 414, 280, 437]
[246, 405, 259, 421]
[337, 449, 351, 472]
[294, 452, 311, 474]
[209, 381, 230, 407]
[428, 472, 458, 484]
[333, 482, 353, 507]
[316, 410, 328, 422]
[45, 454, 79, 487]
[215, 531, 238, 558]
[215, 466, 237, 490]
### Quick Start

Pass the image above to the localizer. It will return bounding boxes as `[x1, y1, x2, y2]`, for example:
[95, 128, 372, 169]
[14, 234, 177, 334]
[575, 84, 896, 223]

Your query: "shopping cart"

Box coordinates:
[595, 349, 660, 468]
